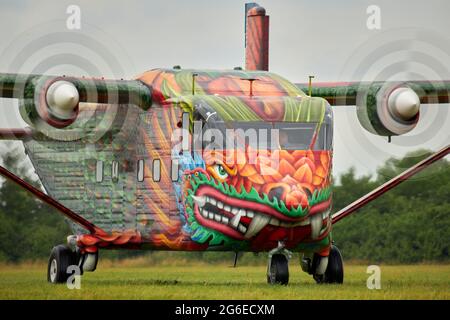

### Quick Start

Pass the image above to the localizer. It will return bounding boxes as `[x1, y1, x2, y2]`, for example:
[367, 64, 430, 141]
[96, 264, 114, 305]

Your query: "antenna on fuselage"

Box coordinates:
[308, 75, 315, 96]
[192, 73, 198, 95]
[241, 77, 258, 97]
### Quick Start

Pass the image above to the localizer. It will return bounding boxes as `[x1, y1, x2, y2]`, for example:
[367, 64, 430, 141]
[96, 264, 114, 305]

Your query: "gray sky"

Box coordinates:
[0, 0, 449, 178]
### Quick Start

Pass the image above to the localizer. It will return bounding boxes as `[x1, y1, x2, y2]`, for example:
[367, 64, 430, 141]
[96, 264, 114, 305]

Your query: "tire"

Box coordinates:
[267, 254, 289, 285]
[47, 245, 79, 284]
[81, 252, 98, 273]
[322, 245, 344, 284]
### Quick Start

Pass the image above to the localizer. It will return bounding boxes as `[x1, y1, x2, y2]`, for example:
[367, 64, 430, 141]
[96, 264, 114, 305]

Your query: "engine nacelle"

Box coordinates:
[18, 77, 80, 133]
[356, 83, 420, 136]
[14, 74, 152, 137]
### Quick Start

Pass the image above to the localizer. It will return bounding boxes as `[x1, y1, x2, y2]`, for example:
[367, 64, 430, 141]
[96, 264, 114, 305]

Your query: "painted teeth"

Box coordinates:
[238, 225, 247, 233]
[192, 195, 206, 208]
[197, 197, 254, 235]
[269, 218, 280, 227]
[230, 208, 246, 228]
[310, 214, 322, 240]
[319, 217, 331, 236]
[196, 195, 331, 239]
[245, 214, 270, 239]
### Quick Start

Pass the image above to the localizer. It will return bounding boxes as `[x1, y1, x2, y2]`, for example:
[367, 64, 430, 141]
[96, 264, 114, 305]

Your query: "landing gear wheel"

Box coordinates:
[267, 254, 289, 285]
[314, 245, 344, 284]
[324, 245, 344, 283]
[81, 252, 98, 273]
[47, 245, 79, 284]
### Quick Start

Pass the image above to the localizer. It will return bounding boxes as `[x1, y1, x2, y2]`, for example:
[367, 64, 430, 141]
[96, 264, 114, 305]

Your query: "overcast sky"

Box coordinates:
[0, 0, 449, 179]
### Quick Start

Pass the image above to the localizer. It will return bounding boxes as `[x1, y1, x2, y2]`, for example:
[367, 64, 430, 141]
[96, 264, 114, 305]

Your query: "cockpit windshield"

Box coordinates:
[201, 121, 332, 151]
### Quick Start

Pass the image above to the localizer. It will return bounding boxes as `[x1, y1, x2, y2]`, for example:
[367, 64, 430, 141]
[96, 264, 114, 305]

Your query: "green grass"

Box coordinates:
[0, 262, 448, 299]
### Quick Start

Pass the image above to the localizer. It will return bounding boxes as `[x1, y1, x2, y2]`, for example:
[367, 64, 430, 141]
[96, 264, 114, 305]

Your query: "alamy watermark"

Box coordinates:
[66, 265, 81, 290]
[366, 265, 381, 289]
[366, 5, 381, 30]
[66, 5, 81, 30]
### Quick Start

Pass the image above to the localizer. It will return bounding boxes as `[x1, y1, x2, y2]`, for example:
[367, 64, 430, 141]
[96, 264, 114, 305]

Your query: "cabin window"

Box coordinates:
[112, 161, 119, 183]
[152, 159, 161, 182]
[182, 112, 190, 151]
[137, 159, 144, 182]
[171, 160, 179, 182]
[96, 160, 103, 183]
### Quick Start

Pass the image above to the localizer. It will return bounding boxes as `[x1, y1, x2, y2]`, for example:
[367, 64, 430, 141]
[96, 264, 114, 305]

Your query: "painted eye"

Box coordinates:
[213, 164, 228, 179]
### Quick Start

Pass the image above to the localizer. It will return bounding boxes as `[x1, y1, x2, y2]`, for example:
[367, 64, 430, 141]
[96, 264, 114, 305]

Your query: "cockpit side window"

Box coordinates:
[274, 122, 332, 150]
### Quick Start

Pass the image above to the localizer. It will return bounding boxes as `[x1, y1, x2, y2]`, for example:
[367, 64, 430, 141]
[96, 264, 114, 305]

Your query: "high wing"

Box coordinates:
[0, 73, 152, 138]
[296, 81, 450, 105]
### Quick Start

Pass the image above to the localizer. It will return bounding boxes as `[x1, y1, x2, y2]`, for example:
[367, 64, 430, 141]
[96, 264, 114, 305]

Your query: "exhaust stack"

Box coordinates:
[245, 3, 269, 71]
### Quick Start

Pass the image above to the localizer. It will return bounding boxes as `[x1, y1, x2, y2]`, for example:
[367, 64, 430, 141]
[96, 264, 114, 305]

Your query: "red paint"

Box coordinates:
[0, 128, 32, 140]
[245, 6, 269, 71]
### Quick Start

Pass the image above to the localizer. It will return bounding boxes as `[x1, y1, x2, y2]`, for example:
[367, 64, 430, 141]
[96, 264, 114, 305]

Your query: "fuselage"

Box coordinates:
[25, 68, 334, 255]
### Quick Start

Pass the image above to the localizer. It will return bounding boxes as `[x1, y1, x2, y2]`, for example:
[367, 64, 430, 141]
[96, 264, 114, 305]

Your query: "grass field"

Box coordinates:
[0, 260, 449, 299]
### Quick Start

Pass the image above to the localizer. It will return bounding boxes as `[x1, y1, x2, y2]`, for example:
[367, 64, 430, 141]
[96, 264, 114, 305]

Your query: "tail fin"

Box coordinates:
[245, 3, 269, 71]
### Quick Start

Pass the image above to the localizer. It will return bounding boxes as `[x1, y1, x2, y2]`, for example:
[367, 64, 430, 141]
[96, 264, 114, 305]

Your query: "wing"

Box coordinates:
[296, 81, 450, 105]
[297, 81, 450, 136]
[0, 73, 152, 139]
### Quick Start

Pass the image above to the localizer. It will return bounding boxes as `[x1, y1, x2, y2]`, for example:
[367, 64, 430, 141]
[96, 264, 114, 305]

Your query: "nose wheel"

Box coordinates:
[267, 254, 289, 285]
[267, 242, 291, 285]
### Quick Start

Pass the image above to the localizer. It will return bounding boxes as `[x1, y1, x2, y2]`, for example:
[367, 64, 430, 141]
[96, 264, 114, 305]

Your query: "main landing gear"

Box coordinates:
[267, 243, 344, 285]
[300, 244, 344, 284]
[47, 236, 98, 284]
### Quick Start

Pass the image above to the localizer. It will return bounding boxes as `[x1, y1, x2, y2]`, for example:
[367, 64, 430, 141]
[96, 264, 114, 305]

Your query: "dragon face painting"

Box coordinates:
[182, 148, 332, 251]
[137, 69, 334, 252]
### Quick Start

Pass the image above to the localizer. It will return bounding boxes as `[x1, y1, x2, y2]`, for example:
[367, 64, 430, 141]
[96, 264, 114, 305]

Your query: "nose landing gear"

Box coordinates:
[267, 242, 291, 285]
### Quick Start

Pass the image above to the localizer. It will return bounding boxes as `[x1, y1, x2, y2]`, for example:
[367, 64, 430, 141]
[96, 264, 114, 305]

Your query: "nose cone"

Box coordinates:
[388, 87, 420, 120]
[46, 80, 79, 120]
